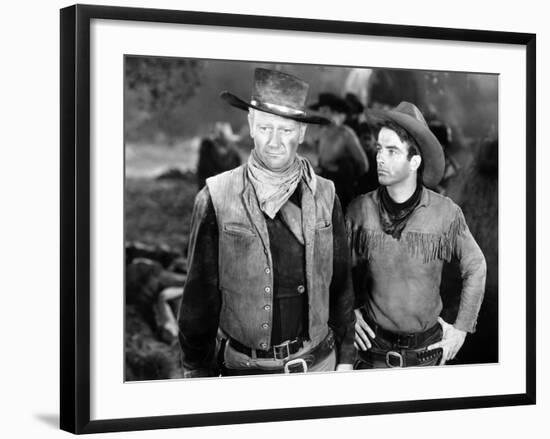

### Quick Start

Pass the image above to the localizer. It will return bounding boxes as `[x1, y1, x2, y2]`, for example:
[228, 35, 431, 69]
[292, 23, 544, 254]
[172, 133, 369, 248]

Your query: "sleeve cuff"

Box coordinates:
[453, 318, 477, 334]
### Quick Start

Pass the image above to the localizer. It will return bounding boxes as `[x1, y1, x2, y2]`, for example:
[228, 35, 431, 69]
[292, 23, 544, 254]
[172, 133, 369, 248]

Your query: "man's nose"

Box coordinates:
[376, 151, 384, 164]
[267, 131, 281, 148]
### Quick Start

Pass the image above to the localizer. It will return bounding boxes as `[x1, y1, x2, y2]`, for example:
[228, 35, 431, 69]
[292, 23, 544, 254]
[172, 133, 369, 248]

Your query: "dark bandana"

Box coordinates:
[378, 184, 423, 239]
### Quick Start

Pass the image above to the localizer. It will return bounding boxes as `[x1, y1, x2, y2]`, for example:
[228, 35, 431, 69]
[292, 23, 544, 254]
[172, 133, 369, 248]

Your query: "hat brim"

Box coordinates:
[309, 100, 351, 115]
[366, 109, 445, 188]
[221, 92, 330, 125]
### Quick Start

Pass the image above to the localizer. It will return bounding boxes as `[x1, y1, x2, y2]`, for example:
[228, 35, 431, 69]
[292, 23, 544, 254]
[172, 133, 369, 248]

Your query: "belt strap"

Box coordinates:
[230, 337, 305, 360]
[361, 310, 441, 349]
[360, 347, 443, 367]
[224, 331, 335, 375]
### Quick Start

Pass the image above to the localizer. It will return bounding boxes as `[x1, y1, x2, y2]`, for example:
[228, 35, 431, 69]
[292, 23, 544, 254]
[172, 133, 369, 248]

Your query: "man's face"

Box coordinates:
[376, 127, 419, 187]
[248, 109, 306, 171]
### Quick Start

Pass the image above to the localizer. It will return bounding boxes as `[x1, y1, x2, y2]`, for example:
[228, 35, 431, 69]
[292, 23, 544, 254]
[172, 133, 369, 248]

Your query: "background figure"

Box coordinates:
[343, 92, 365, 134]
[196, 122, 242, 189]
[310, 92, 369, 210]
[356, 121, 381, 195]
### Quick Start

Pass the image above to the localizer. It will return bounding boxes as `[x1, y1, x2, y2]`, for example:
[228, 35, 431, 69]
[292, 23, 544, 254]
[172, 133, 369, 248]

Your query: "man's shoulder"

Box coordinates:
[206, 165, 246, 199]
[340, 124, 359, 140]
[346, 190, 378, 220]
[312, 174, 336, 208]
[423, 188, 461, 213]
[192, 185, 215, 219]
[206, 164, 246, 186]
[315, 174, 335, 190]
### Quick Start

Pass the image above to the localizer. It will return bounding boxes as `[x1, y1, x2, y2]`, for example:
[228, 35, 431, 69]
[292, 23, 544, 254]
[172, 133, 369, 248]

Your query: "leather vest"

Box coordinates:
[206, 165, 335, 351]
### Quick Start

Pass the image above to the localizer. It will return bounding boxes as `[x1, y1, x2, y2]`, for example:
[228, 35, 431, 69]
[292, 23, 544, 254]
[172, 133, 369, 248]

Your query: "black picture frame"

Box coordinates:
[60, 4, 536, 434]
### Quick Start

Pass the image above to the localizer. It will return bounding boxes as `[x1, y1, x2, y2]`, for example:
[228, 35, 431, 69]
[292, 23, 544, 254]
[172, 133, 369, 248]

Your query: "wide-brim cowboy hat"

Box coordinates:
[220, 68, 330, 125]
[309, 92, 351, 115]
[367, 101, 445, 188]
[344, 92, 365, 115]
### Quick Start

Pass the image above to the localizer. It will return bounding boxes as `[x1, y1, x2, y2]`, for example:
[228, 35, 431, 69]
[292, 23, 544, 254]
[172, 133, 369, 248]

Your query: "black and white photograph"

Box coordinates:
[55, 3, 537, 434]
[124, 57, 498, 381]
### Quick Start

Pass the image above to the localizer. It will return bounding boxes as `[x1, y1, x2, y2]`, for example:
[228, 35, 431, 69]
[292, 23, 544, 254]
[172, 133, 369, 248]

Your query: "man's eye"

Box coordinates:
[283, 129, 293, 134]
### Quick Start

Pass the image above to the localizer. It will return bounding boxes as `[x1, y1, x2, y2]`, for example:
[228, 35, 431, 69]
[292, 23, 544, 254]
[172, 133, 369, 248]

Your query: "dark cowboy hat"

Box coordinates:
[344, 92, 365, 114]
[220, 68, 329, 125]
[368, 101, 445, 188]
[308, 92, 351, 115]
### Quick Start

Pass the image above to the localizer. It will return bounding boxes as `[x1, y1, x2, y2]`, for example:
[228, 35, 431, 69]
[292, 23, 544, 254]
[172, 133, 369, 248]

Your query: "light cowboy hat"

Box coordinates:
[369, 101, 445, 188]
[220, 68, 330, 125]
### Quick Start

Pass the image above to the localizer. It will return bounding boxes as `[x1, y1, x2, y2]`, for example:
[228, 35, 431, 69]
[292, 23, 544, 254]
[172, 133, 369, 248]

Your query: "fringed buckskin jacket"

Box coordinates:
[346, 187, 487, 334]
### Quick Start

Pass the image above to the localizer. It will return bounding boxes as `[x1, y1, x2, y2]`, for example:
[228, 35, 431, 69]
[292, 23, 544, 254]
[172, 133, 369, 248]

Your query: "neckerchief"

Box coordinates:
[247, 149, 317, 219]
[378, 184, 423, 239]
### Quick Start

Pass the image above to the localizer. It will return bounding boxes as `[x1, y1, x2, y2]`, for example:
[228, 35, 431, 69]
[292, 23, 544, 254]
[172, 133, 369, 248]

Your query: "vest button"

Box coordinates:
[264, 305, 271, 311]
[297, 285, 305, 294]
[261, 323, 269, 329]
[265, 267, 271, 274]
[264, 286, 271, 293]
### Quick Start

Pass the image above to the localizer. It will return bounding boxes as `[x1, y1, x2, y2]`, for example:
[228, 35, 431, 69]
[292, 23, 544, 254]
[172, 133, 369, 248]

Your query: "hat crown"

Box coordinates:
[309, 92, 351, 114]
[393, 101, 429, 127]
[251, 68, 309, 110]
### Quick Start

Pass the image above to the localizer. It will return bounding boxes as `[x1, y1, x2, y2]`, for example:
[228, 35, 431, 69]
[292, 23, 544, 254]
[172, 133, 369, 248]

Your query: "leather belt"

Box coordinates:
[224, 331, 335, 375]
[229, 337, 306, 360]
[360, 347, 443, 367]
[361, 309, 441, 349]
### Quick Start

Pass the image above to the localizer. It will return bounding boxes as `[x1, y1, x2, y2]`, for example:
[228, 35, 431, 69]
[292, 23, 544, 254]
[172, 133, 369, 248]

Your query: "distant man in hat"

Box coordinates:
[196, 121, 242, 189]
[343, 92, 365, 134]
[177, 69, 356, 377]
[310, 92, 369, 210]
[347, 102, 487, 368]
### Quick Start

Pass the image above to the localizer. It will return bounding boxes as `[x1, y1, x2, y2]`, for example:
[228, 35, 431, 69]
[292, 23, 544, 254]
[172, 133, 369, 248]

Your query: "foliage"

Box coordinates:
[125, 178, 197, 255]
[125, 56, 203, 142]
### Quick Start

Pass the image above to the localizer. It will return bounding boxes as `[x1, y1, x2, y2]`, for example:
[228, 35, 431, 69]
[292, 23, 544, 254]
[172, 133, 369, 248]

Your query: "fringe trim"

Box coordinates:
[349, 209, 467, 263]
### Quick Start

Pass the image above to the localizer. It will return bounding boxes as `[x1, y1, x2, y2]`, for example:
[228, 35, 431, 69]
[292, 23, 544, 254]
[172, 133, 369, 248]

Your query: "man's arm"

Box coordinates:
[329, 195, 356, 368]
[453, 207, 487, 333]
[428, 206, 487, 363]
[177, 187, 222, 378]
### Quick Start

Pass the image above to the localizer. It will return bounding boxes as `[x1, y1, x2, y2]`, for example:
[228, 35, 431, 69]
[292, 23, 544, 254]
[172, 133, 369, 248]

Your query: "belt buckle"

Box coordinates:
[386, 351, 404, 368]
[284, 358, 308, 373]
[273, 341, 291, 360]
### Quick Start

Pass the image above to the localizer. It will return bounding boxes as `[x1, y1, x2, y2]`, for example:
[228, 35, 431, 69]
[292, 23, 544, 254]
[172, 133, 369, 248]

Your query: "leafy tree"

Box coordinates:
[125, 56, 203, 142]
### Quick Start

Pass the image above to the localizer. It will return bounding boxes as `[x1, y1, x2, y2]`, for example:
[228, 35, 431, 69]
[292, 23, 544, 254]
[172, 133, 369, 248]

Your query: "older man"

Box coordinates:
[347, 102, 487, 368]
[178, 68, 356, 377]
